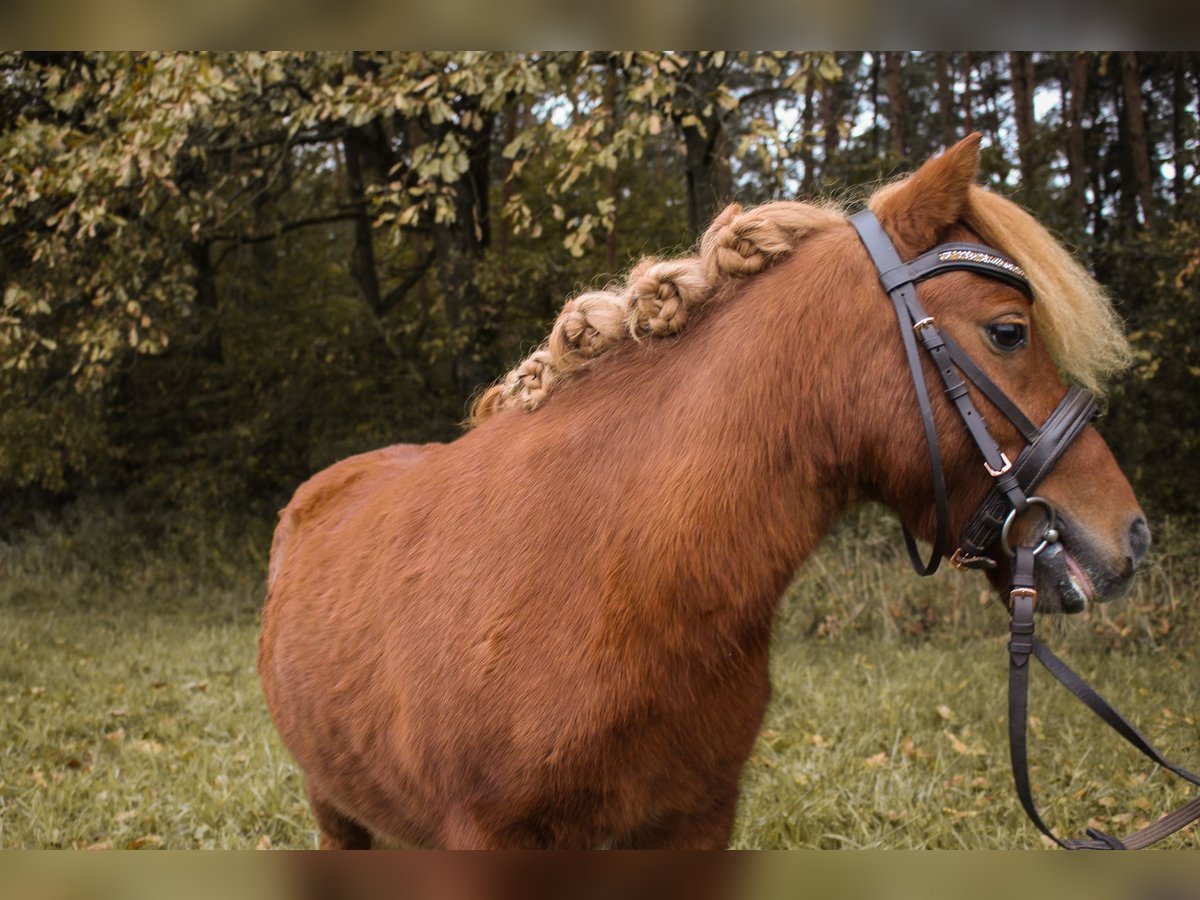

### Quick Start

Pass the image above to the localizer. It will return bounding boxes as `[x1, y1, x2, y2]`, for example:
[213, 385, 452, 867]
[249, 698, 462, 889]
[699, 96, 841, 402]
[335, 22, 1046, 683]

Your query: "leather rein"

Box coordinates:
[850, 209, 1200, 850]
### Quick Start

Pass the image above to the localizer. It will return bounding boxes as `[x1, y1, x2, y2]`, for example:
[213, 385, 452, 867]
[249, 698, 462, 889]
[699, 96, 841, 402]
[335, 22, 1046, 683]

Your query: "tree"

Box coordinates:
[2, 51, 1198, 521]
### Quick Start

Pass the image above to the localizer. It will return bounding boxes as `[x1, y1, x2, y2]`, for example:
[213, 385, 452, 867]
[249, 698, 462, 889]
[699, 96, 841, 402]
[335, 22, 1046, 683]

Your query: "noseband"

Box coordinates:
[850, 209, 1200, 850]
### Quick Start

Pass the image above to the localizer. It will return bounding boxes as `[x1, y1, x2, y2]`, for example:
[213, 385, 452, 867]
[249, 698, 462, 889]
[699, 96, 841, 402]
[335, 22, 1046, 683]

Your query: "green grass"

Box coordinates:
[1, 503, 1197, 849]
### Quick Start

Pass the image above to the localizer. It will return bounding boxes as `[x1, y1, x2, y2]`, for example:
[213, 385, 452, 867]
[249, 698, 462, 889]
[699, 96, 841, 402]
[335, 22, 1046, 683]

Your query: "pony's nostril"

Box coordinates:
[1127, 516, 1151, 565]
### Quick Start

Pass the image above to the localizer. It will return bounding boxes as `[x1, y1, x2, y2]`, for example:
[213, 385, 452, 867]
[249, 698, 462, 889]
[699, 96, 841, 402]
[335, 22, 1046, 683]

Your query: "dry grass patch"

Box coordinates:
[1, 504, 1196, 849]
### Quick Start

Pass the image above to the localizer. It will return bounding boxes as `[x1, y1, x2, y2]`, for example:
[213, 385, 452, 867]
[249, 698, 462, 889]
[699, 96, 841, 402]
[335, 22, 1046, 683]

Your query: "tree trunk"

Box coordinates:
[1172, 51, 1188, 204]
[1065, 52, 1090, 225]
[499, 105, 517, 263]
[606, 66, 620, 274]
[963, 51, 974, 133]
[936, 51, 956, 148]
[1120, 51, 1156, 227]
[189, 240, 222, 364]
[432, 108, 496, 405]
[676, 52, 728, 235]
[884, 52, 908, 158]
[343, 132, 383, 316]
[1085, 81, 1107, 243]
[870, 52, 881, 155]
[681, 116, 723, 236]
[980, 56, 1010, 183]
[820, 53, 851, 170]
[801, 69, 816, 193]
[1009, 52, 1037, 184]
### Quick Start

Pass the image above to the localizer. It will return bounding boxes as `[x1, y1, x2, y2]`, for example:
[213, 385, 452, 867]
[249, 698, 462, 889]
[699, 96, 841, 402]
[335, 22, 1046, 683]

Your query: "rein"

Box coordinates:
[850, 209, 1200, 850]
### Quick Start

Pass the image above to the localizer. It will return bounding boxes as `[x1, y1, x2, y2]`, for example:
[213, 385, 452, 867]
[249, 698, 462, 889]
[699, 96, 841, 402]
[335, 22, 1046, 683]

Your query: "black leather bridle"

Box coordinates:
[851, 209, 1200, 850]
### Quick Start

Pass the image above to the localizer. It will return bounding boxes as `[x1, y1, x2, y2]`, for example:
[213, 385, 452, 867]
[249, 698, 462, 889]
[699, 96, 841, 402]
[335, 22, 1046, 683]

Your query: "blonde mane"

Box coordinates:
[956, 185, 1131, 394]
[470, 182, 1130, 425]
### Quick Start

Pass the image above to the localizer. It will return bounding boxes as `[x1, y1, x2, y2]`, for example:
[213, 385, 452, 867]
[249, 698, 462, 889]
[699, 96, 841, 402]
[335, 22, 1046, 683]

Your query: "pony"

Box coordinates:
[259, 135, 1148, 849]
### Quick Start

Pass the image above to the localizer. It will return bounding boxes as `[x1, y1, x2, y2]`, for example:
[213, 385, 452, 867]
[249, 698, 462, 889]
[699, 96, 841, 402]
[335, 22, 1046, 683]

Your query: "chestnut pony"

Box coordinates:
[259, 136, 1147, 849]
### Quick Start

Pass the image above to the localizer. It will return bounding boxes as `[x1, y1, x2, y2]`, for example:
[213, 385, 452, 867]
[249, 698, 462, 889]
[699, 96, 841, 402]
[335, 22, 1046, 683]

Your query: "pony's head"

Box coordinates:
[863, 134, 1146, 612]
[470, 134, 1146, 615]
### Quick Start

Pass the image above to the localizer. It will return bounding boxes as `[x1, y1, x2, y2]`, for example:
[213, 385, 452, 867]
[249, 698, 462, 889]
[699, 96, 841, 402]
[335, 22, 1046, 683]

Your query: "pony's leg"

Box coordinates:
[440, 814, 520, 850]
[307, 786, 372, 850]
[625, 790, 740, 850]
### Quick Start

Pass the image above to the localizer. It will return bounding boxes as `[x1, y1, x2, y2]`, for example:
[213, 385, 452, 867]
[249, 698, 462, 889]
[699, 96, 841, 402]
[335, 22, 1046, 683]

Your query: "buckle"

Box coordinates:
[985, 453, 1013, 477]
[912, 316, 936, 336]
[1008, 588, 1037, 658]
[1008, 587, 1037, 606]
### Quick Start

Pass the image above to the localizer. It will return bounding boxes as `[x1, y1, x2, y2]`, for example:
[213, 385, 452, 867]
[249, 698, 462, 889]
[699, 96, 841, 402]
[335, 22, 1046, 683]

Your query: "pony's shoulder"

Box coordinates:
[268, 442, 441, 589]
[286, 442, 439, 521]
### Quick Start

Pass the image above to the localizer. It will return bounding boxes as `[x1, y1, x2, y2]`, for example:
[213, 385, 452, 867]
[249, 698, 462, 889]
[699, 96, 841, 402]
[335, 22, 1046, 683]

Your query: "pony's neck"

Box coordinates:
[571, 230, 884, 649]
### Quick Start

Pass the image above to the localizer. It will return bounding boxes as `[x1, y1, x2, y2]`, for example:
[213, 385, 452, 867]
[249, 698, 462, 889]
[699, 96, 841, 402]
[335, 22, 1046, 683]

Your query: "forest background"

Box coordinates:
[2, 50, 1198, 531]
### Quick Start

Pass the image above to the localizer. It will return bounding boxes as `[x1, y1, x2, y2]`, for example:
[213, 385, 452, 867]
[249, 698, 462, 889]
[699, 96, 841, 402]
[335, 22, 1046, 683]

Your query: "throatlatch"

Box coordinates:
[850, 208, 1200, 850]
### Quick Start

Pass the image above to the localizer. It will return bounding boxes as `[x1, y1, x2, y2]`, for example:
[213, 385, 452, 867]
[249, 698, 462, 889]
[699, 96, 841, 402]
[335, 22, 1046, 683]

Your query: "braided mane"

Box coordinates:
[470, 181, 1130, 425]
[469, 200, 844, 424]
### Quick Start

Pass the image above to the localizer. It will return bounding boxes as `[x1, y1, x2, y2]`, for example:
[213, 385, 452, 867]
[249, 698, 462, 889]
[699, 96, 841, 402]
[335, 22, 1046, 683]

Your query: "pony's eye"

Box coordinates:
[987, 321, 1027, 351]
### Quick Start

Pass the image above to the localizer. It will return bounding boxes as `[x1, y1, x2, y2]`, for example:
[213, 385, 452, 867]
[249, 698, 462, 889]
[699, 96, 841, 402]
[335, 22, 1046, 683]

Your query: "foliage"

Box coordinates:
[0, 51, 1198, 522]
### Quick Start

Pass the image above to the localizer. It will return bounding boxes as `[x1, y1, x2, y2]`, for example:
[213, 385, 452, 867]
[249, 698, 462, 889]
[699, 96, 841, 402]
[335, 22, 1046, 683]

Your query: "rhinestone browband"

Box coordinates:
[937, 249, 1028, 280]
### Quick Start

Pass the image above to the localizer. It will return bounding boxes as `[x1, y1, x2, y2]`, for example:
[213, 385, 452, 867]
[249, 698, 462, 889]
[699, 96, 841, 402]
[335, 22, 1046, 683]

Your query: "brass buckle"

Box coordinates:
[912, 316, 936, 336]
[985, 453, 1013, 477]
[1008, 586, 1037, 610]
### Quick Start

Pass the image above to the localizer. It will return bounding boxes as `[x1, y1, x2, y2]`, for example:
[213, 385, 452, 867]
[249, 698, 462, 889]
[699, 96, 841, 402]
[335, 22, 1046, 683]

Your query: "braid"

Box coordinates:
[469, 200, 841, 425]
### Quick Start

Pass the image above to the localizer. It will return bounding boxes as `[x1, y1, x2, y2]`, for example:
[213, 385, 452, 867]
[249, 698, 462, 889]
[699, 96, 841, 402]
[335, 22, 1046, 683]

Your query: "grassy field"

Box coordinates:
[1, 502, 1197, 850]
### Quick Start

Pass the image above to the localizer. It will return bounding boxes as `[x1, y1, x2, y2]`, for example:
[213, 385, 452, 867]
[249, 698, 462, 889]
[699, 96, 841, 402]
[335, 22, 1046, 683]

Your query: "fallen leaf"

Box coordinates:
[942, 807, 979, 821]
[810, 734, 834, 749]
[133, 740, 164, 755]
[105, 728, 126, 742]
[255, 834, 272, 850]
[936, 704, 953, 721]
[128, 834, 163, 849]
[86, 840, 113, 851]
[865, 752, 888, 768]
[899, 735, 929, 759]
[945, 731, 970, 754]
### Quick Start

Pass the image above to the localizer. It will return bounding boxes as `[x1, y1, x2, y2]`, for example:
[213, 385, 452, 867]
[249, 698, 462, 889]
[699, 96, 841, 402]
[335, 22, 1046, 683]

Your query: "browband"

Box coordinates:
[879, 242, 1034, 299]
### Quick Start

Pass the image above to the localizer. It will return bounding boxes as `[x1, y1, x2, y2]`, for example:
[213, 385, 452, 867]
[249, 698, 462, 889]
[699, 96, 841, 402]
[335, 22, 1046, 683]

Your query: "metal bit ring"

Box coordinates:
[999, 496, 1059, 558]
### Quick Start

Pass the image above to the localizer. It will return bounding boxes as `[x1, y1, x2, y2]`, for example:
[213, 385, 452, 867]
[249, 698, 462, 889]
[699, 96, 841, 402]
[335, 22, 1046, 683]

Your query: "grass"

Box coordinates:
[0, 502, 1197, 849]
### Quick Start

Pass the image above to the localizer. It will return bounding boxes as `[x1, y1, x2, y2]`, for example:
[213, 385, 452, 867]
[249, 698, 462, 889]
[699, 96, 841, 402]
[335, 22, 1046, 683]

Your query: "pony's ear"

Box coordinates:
[869, 132, 983, 257]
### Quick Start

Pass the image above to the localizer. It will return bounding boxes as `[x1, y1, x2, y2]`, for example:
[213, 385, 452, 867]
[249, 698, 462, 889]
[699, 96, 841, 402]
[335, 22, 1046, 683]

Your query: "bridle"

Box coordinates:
[850, 209, 1200, 850]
